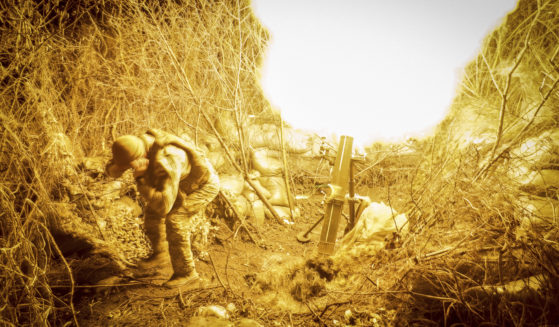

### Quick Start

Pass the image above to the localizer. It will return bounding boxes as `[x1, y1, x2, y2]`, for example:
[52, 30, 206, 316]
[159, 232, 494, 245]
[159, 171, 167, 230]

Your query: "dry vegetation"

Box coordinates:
[1, 0, 558, 326]
[376, 0, 559, 324]
[1, 0, 269, 325]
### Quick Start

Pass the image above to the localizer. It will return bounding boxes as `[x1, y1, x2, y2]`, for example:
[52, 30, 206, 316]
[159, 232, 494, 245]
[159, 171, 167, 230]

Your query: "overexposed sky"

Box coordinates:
[252, 0, 518, 145]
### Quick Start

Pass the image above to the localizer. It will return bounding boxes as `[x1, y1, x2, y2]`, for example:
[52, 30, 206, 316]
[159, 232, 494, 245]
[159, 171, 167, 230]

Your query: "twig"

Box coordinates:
[49, 282, 143, 288]
[206, 114, 284, 225]
[319, 301, 350, 318]
[304, 301, 326, 327]
[178, 288, 186, 309]
[37, 220, 79, 327]
[329, 289, 457, 302]
[207, 252, 227, 293]
[365, 275, 378, 288]
[476, 1, 551, 180]
[386, 182, 399, 233]
[132, 286, 223, 300]
[159, 300, 167, 322]
[73, 174, 107, 241]
[487, 6, 537, 162]
[476, 74, 559, 179]
[233, 0, 249, 175]
[224, 244, 238, 298]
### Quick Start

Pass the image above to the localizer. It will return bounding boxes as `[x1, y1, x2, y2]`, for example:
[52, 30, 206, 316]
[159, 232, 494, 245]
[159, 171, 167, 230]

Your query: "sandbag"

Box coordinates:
[264, 205, 294, 222]
[515, 196, 558, 239]
[465, 274, 545, 299]
[232, 195, 250, 219]
[242, 173, 271, 200]
[248, 200, 265, 226]
[520, 196, 558, 222]
[207, 151, 227, 172]
[219, 174, 245, 196]
[247, 124, 315, 154]
[251, 149, 283, 176]
[258, 176, 288, 206]
[247, 124, 277, 149]
[283, 128, 315, 154]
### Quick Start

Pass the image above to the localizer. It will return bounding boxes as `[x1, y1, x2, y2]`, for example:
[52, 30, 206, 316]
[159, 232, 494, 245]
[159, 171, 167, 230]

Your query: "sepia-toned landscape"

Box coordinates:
[1, 0, 558, 326]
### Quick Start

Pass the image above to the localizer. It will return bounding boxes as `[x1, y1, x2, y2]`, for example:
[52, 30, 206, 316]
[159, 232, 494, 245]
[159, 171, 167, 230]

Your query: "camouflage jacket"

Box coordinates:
[137, 129, 214, 216]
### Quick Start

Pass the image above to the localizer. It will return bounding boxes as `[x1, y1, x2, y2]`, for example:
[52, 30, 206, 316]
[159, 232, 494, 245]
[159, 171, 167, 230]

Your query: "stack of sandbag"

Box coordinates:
[202, 134, 228, 172]
[249, 148, 297, 223]
[512, 129, 559, 240]
[219, 174, 251, 219]
[247, 123, 322, 156]
[212, 123, 318, 224]
[219, 170, 297, 225]
[184, 133, 228, 172]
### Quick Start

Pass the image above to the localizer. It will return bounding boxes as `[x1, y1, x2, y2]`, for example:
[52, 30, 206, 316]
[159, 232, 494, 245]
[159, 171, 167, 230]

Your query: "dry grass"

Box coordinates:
[338, 0, 559, 325]
[1, 0, 269, 325]
[1, 0, 558, 325]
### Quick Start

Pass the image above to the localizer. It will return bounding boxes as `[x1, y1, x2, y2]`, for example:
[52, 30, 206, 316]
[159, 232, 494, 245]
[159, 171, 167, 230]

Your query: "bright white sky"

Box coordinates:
[252, 0, 518, 146]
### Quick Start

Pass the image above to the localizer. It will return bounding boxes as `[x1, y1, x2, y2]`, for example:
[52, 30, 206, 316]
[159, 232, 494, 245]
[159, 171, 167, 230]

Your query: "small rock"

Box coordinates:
[344, 309, 353, 321]
[226, 303, 237, 313]
[197, 305, 229, 320]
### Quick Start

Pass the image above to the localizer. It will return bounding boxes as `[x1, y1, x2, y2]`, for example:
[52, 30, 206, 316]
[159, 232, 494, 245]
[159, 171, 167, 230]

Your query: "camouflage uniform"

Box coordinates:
[136, 129, 219, 280]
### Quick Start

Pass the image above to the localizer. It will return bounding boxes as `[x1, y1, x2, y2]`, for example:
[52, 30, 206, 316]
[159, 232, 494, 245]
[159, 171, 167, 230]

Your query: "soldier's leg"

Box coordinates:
[138, 207, 171, 270]
[164, 172, 219, 287]
[163, 207, 198, 287]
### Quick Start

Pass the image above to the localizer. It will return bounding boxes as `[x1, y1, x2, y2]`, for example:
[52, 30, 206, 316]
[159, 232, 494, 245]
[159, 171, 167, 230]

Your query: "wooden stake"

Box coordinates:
[279, 115, 296, 221]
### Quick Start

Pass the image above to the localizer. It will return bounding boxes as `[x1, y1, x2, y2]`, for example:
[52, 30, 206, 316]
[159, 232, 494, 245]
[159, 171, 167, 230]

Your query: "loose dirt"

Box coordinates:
[70, 189, 380, 327]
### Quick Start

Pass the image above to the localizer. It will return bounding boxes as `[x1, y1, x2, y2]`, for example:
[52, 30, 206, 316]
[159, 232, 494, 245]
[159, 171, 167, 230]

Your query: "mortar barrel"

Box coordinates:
[318, 135, 353, 255]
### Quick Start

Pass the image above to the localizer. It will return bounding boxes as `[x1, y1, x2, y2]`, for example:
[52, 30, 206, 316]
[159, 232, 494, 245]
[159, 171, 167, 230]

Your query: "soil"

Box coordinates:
[44, 147, 559, 326]
[66, 186, 387, 327]
[39, 149, 429, 327]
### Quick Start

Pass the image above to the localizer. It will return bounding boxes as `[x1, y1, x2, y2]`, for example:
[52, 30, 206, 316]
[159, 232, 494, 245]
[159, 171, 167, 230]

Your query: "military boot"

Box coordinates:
[164, 212, 198, 288]
[137, 251, 171, 270]
[163, 270, 200, 288]
[138, 214, 171, 271]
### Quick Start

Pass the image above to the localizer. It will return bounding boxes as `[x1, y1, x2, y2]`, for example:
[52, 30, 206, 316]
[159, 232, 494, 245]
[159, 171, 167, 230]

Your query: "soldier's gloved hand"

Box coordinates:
[131, 158, 149, 178]
[137, 182, 155, 200]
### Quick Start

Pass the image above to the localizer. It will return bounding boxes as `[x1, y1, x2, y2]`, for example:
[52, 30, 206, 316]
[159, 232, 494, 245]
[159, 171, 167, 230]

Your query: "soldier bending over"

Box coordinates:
[106, 129, 219, 288]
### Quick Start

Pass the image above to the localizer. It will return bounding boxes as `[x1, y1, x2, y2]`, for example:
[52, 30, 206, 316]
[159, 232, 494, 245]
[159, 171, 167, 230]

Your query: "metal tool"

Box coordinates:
[296, 215, 324, 243]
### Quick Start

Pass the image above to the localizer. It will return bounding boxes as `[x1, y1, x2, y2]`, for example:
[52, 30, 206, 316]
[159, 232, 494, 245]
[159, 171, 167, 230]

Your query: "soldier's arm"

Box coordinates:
[137, 146, 187, 216]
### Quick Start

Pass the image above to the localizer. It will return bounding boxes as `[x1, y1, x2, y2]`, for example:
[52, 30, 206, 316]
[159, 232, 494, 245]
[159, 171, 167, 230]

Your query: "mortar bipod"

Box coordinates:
[296, 135, 366, 247]
[296, 185, 343, 243]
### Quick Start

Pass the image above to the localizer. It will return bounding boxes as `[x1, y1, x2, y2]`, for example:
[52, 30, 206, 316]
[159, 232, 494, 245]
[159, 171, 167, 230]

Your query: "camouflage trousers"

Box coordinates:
[144, 170, 219, 275]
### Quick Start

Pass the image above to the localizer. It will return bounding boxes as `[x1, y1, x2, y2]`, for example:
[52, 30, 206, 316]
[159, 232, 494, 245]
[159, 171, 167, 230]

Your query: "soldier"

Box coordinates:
[105, 129, 219, 288]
